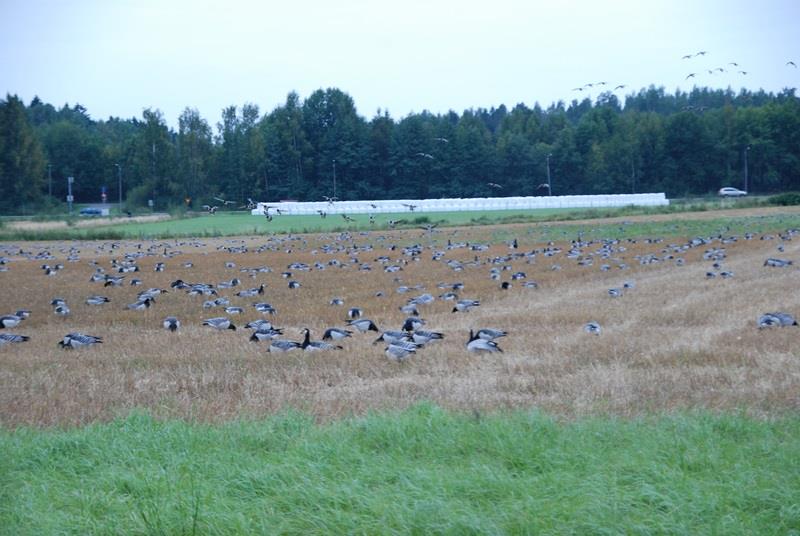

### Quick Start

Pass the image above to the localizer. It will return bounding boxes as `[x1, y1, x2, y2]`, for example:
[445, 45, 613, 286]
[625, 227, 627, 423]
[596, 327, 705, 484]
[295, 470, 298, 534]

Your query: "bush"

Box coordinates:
[768, 192, 800, 206]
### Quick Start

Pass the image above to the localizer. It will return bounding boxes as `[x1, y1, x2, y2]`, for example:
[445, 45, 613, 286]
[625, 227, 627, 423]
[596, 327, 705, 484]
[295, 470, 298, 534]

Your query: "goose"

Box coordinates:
[500, 281, 512, 290]
[764, 258, 792, 267]
[245, 319, 274, 330]
[0, 315, 23, 328]
[322, 327, 353, 341]
[15, 310, 31, 319]
[330, 298, 345, 306]
[58, 333, 102, 349]
[347, 307, 363, 320]
[300, 328, 342, 351]
[202, 317, 236, 331]
[125, 298, 152, 310]
[85, 295, 110, 306]
[224, 306, 244, 315]
[452, 299, 480, 313]
[608, 288, 622, 297]
[51, 298, 66, 307]
[288, 280, 301, 289]
[163, 316, 180, 332]
[54, 304, 71, 316]
[400, 303, 420, 315]
[385, 341, 418, 362]
[402, 317, 426, 332]
[475, 328, 507, 341]
[758, 312, 798, 328]
[268, 338, 302, 352]
[466, 330, 503, 353]
[250, 328, 285, 342]
[374, 330, 412, 345]
[584, 321, 602, 335]
[236, 284, 265, 297]
[347, 318, 379, 333]
[411, 330, 444, 345]
[253, 302, 277, 315]
[0, 333, 29, 344]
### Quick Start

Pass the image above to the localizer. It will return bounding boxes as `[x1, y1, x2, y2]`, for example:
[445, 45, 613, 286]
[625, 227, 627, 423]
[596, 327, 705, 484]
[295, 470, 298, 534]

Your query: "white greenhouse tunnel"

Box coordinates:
[251, 193, 668, 216]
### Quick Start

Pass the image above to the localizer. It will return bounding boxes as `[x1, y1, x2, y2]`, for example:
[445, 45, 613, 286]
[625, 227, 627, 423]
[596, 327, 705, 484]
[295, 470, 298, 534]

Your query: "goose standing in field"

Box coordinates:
[402, 317, 426, 332]
[374, 330, 413, 345]
[54, 304, 71, 316]
[300, 328, 342, 351]
[347, 318, 379, 333]
[268, 338, 302, 353]
[410, 329, 444, 345]
[85, 295, 110, 306]
[236, 284, 265, 297]
[202, 317, 236, 331]
[452, 299, 480, 313]
[224, 306, 244, 315]
[0, 314, 23, 329]
[608, 288, 622, 297]
[125, 298, 153, 310]
[249, 327, 285, 342]
[163, 316, 180, 332]
[347, 307, 363, 320]
[15, 310, 31, 319]
[584, 321, 602, 335]
[764, 258, 793, 267]
[466, 330, 503, 353]
[758, 312, 798, 328]
[0, 333, 29, 344]
[322, 327, 353, 341]
[385, 341, 418, 362]
[475, 328, 507, 341]
[58, 333, 102, 349]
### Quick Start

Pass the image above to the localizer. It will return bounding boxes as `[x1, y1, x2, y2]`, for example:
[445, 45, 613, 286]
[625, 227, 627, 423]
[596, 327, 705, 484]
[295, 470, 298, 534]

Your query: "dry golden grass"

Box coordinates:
[1, 222, 799, 427]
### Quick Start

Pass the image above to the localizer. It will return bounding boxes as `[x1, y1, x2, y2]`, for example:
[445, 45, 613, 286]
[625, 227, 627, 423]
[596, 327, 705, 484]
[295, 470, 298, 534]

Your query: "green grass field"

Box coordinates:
[2, 404, 798, 534]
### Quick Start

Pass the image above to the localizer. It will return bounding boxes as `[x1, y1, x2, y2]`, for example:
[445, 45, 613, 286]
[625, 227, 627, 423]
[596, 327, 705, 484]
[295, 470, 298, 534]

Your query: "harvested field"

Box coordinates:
[1, 216, 799, 427]
[5, 213, 170, 231]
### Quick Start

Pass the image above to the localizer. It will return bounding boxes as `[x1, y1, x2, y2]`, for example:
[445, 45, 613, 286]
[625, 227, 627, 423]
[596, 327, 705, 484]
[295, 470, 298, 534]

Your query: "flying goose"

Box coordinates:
[347, 318, 379, 333]
[466, 330, 503, 353]
[385, 341, 418, 362]
[58, 333, 103, 349]
[202, 317, 236, 330]
[0, 333, 29, 344]
[163, 316, 180, 332]
[322, 327, 353, 341]
[300, 328, 342, 351]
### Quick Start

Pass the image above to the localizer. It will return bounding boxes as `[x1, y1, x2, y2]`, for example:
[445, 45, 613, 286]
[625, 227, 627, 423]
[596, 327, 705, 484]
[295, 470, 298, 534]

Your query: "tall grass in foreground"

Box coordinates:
[2, 405, 799, 535]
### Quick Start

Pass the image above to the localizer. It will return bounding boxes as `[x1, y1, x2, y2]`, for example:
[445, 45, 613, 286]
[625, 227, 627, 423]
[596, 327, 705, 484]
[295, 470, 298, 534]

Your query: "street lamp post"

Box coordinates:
[546, 153, 553, 196]
[744, 145, 751, 193]
[114, 163, 122, 211]
[332, 159, 337, 200]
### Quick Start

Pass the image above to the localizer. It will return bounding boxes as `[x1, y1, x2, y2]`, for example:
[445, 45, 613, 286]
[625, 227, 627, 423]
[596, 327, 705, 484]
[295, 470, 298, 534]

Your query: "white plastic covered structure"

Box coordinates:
[251, 193, 668, 216]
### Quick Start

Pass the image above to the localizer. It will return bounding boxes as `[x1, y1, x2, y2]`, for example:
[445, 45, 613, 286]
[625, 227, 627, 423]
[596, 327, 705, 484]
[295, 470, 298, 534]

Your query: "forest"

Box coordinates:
[1, 85, 798, 213]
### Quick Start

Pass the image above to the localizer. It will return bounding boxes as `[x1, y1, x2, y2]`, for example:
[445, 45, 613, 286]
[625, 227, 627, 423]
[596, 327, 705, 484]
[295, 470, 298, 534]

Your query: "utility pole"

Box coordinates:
[67, 176, 74, 214]
[744, 145, 751, 192]
[114, 163, 122, 211]
[546, 154, 553, 196]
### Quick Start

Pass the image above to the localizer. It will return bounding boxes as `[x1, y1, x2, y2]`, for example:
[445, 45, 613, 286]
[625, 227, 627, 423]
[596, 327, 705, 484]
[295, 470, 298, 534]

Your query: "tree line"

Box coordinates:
[1, 85, 798, 213]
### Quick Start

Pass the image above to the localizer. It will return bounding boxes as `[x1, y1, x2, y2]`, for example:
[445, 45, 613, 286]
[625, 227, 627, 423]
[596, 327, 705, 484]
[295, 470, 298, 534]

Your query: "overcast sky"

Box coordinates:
[1, 0, 798, 127]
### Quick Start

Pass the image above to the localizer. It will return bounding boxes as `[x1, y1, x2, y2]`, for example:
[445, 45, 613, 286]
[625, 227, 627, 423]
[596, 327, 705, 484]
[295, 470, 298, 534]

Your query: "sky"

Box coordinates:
[1, 0, 799, 128]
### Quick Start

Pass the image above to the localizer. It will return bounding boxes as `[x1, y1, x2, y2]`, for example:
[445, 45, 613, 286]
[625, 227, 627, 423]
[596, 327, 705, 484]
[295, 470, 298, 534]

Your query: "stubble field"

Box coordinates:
[2, 210, 799, 428]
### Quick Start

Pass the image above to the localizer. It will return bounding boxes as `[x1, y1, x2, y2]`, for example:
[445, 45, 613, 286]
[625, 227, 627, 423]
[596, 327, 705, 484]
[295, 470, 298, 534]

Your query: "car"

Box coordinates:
[718, 187, 747, 198]
[79, 207, 102, 216]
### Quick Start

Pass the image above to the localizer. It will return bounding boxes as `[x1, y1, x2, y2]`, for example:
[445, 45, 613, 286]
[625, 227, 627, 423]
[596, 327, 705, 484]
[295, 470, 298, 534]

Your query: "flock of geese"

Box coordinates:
[0, 222, 797, 357]
[571, 49, 798, 99]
